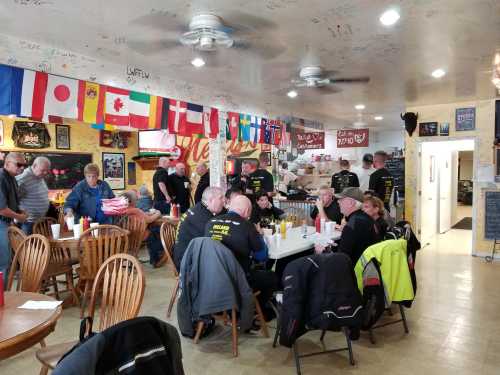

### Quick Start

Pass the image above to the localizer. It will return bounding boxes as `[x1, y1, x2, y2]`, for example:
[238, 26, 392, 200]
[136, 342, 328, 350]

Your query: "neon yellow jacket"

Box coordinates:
[354, 239, 415, 305]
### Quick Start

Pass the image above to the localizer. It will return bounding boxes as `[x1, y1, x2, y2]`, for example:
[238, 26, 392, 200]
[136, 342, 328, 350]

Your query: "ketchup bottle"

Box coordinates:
[171, 204, 177, 218]
[315, 215, 321, 233]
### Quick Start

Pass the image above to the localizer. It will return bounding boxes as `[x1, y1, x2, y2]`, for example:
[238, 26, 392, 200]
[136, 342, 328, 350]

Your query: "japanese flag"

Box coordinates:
[43, 75, 82, 122]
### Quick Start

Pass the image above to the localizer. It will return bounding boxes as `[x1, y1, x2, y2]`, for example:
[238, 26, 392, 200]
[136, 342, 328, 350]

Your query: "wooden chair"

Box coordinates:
[77, 224, 129, 317]
[45, 241, 80, 305]
[33, 217, 57, 238]
[7, 234, 50, 293]
[7, 225, 26, 255]
[36, 253, 145, 374]
[160, 221, 179, 318]
[118, 215, 147, 258]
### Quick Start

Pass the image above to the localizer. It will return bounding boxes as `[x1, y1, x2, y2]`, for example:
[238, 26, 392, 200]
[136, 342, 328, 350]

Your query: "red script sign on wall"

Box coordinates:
[295, 132, 325, 150]
[336, 129, 369, 148]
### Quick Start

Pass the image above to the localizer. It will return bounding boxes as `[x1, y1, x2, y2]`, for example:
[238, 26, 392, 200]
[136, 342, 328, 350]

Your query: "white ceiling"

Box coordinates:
[1, 0, 499, 130]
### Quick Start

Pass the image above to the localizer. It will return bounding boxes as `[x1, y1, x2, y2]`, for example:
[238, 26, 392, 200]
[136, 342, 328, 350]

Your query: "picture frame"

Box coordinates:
[456, 107, 476, 131]
[419, 122, 438, 137]
[102, 152, 125, 190]
[55, 124, 70, 149]
[439, 122, 450, 136]
[127, 162, 136, 185]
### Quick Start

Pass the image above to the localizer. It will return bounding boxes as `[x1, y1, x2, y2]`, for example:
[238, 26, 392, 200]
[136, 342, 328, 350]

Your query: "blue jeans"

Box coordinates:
[153, 201, 171, 215]
[0, 221, 11, 290]
[146, 226, 164, 265]
[21, 221, 34, 235]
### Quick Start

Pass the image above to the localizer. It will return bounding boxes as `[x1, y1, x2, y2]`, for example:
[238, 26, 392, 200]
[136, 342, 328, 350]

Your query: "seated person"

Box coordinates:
[326, 187, 378, 265]
[310, 185, 343, 225]
[205, 195, 278, 321]
[250, 192, 285, 228]
[363, 196, 389, 241]
[172, 187, 225, 269]
[136, 185, 154, 212]
[225, 186, 243, 209]
[120, 191, 165, 267]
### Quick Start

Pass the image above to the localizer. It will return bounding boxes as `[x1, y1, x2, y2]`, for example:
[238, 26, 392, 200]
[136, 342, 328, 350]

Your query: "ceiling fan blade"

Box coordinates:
[129, 12, 186, 32]
[233, 38, 286, 60]
[300, 85, 342, 96]
[127, 38, 181, 56]
[223, 11, 279, 34]
[329, 76, 371, 84]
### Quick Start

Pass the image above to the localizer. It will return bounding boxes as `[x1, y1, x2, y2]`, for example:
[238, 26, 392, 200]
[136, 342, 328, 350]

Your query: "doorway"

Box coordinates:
[417, 139, 475, 253]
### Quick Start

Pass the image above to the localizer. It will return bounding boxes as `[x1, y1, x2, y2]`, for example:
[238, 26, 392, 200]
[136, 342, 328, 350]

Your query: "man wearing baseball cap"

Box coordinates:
[357, 153, 375, 192]
[334, 187, 378, 265]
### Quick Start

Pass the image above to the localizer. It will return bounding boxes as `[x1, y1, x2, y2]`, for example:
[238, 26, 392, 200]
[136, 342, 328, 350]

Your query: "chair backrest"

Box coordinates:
[77, 225, 129, 282]
[33, 217, 57, 238]
[88, 253, 145, 332]
[7, 234, 50, 292]
[7, 225, 27, 255]
[118, 216, 147, 257]
[160, 222, 178, 274]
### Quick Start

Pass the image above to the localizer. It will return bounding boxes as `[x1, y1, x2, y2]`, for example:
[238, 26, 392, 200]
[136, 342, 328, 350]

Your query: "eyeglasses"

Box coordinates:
[12, 162, 26, 168]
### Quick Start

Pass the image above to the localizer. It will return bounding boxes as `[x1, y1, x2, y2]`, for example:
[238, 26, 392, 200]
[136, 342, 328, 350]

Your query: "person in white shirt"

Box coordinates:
[356, 153, 375, 192]
[278, 162, 297, 195]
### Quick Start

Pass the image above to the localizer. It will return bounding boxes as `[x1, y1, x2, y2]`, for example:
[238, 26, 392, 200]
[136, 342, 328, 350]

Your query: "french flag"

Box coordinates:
[183, 102, 204, 136]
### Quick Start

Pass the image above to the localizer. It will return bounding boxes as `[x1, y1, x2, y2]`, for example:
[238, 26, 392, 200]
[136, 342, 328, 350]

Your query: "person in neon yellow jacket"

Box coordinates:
[354, 239, 414, 305]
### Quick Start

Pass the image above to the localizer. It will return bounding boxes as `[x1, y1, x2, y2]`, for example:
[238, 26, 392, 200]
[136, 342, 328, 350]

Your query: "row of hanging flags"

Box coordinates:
[0, 64, 291, 146]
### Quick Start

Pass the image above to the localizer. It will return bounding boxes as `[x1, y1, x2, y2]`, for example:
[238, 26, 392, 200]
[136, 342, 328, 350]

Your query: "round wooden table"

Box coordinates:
[0, 292, 63, 360]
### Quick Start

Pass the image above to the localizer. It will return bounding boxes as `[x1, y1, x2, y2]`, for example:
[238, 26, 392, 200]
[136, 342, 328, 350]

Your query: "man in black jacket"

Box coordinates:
[167, 162, 191, 213]
[331, 159, 359, 193]
[369, 151, 395, 211]
[194, 162, 210, 204]
[172, 187, 225, 269]
[248, 154, 274, 198]
[334, 187, 377, 266]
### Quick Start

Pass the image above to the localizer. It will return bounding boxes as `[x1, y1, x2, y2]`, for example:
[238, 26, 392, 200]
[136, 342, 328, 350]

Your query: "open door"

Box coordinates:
[420, 146, 439, 244]
[439, 150, 452, 233]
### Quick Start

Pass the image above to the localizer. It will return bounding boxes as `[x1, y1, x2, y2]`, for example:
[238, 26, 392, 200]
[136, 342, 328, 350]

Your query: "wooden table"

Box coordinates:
[0, 292, 62, 360]
[153, 215, 180, 226]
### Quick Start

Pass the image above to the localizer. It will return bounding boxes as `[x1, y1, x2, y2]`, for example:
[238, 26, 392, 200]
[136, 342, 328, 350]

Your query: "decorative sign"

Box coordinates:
[102, 152, 125, 190]
[485, 191, 500, 239]
[439, 122, 450, 136]
[336, 129, 369, 148]
[55, 124, 70, 149]
[456, 107, 476, 131]
[419, 122, 438, 137]
[295, 132, 325, 150]
[11, 121, 51, 148]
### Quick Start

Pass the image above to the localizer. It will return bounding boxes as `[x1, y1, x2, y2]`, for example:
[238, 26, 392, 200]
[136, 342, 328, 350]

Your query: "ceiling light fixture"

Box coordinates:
[355, 104, 365, 110]
[431, 68, 446, 78]
[374, 116, 383, 121]
[379, 9, 400, 26]
[191, 57, 205, 68]
[287, 90, 298, 98]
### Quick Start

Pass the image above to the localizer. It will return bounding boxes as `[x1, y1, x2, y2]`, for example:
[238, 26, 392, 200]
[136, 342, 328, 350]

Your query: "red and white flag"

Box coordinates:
[227, 112, 240, 140]
[105, 87, 130, 126]
[43, 75, 82, 122]
[183, 103, 204, 136]
[203, 107, 219, 139]
[20, 70, 48, 121]
[168, 99, 187, 134]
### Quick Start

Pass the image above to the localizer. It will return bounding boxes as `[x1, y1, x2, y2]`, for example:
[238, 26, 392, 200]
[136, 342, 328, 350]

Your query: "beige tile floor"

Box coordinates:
[1, 228, 500, 375]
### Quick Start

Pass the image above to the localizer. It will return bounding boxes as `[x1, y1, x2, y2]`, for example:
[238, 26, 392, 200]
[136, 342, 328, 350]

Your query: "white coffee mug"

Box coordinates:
[50, 224, 61, 240]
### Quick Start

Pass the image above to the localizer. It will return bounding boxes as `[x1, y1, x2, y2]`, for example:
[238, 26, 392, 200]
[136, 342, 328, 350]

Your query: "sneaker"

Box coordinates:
[154, 252, 169, 268]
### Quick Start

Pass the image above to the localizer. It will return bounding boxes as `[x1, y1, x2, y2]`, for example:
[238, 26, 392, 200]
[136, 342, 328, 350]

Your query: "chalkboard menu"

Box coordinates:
[385, 157, 405, 197]
[485, 191, 500, 240]
[14, 151, 92, 190]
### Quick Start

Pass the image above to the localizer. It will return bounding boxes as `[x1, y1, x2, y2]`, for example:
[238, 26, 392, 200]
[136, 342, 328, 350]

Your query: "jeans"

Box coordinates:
[146, 226, 164, 265]
[153, 201, 171, 215]
[0, 221, 11, 290]
[21, 221, 34, 235]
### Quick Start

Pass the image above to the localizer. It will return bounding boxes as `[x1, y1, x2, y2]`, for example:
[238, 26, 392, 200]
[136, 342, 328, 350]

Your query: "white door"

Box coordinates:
[420, 147, 439, 244]
[439, 150, 452, 233]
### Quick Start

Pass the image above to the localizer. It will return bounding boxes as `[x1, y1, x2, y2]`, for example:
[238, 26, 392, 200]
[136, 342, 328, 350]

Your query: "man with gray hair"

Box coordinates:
[16, 156, 51, 234]
[194, 162, 210, 204]
[152, 156, 171, 214]
[167, 162, 191, 213]
[172, 186, 225, 269]
[0, 152, 28, 287]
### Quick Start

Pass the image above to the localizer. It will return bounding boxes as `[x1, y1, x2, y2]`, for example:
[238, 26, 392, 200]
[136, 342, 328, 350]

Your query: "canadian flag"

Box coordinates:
[105, 87, 130, 126]
[43, 75, 82, 122]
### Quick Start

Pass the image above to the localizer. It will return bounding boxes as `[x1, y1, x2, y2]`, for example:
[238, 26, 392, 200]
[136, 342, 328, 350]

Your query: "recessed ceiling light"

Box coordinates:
[379, 9, 400, 26]
[191, 57, 205, 68]
[431, 68, 446, 78]
[355, 104, 365, 110]
[287, 90, 298, 98]
[374, 116, 383, 121]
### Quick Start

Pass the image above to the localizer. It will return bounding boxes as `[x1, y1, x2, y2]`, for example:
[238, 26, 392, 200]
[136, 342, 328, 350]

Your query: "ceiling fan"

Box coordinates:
[127, 12, 285, 61]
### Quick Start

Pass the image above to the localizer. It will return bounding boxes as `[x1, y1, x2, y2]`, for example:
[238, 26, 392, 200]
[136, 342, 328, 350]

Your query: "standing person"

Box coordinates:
[278, 162, 297, 196]
[64, 163, 115, 224]
[16, 156, 51, 234]
[331, 159, 359, 194]
[152, 157, 172, 215]
[310, 186, 343, 224]
[357, 153, 375, 192]
[369, 151, 395, 211]
[249, 153, 274, 197]
[0, 152, 28, 287]
[167, 162, 191, 214]
[194, 162, 210, 204]
[228, 160, 252, 194]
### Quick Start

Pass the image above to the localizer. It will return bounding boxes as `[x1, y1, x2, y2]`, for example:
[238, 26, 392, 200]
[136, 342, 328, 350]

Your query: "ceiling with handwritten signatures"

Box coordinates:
[0, 0, 499, 130]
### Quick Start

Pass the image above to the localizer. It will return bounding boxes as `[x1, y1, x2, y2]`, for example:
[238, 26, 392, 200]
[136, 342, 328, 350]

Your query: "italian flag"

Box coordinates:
[129, 91, 150, 130]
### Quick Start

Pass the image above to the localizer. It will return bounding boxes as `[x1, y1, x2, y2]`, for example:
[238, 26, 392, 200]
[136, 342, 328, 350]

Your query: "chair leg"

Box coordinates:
[167, 278, 179, 319]
[368, 327, 376, 344]
[66, 271, 80, 306]
[399, 304, 409, 334]
[343, 327, 355, 366]
[293, 342, 302, 375]
[80, 281, 90, 318]
[231, 307, 238, 357]
[39, 339, 46, 348]
[253, 296, 269, 338]
[319, 330, 326, 342]
[193, 321, 205, 344]
[39, 365, 49, 375]
[52, 276, 60, 300]
[270, 301, 280, 348]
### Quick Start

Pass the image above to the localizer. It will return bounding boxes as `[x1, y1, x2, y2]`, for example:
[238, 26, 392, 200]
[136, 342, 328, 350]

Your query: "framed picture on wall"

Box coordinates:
[127, 162, 136, 185]
[55, 125, 70, 149]
[0, 119, 3, 146]
[102, 152, 125, 190]
[456, 107, 476, 131]
[419, 122, 438, 136]
[439, 122, 450, 136]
